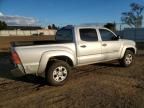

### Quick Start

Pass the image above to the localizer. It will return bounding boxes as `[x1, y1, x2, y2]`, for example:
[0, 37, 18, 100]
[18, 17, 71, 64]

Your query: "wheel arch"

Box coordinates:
[120, 46, 136, 58]
[126, 48, 135, 54]
[46, 56, 74, 70]
[37, 50, 76, 77]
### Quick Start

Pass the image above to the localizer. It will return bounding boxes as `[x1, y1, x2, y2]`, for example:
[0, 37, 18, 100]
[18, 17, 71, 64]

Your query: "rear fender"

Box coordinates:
[37, 50, 76, 76]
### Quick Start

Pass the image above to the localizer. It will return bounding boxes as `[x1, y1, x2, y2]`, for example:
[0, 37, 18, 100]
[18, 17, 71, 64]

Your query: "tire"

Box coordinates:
[45, 60, 71, 86]
[119, 50, 135, 67]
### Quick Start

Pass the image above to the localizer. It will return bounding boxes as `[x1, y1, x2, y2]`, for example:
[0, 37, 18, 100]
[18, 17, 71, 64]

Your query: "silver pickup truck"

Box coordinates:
[11, 25, 136, 86]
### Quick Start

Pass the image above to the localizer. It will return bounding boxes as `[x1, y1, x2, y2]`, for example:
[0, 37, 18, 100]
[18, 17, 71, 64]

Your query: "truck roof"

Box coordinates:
[63, 24, 104, 29]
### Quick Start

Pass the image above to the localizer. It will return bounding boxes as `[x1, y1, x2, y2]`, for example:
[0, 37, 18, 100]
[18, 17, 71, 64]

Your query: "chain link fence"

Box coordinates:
[116, 23, 144, 41]
[115, 23, 144, 53]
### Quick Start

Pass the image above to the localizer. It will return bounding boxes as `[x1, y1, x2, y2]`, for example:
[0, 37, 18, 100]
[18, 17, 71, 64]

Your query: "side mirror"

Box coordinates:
[112, 36, 120, 40]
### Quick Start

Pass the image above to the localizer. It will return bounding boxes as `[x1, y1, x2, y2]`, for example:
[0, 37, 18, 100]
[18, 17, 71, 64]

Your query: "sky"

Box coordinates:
[0, 0, 144, 27]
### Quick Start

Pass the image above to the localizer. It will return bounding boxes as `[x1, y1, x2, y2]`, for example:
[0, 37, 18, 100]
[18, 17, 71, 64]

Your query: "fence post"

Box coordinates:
[134, 28, 136, 42]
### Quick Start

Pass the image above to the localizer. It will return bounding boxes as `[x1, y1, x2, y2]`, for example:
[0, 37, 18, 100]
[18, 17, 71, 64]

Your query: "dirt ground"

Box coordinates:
[0, 53, 144, 108]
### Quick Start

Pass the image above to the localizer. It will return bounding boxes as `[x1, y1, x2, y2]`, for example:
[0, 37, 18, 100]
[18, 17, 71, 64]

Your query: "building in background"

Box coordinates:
[6, 25, 42, 30]
[0, 25, 57, 36]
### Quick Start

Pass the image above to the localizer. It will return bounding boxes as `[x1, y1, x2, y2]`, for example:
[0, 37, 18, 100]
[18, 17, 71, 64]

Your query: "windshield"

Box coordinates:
[56, 28, 73, 41]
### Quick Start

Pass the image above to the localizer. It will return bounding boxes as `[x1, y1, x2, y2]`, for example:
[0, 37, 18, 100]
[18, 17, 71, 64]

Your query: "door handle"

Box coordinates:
[102, 43, 107, 47]
[80, 45, 87, 48]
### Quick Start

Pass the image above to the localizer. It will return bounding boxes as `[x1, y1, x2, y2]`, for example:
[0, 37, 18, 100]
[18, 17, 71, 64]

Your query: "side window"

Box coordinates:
[56, 29, 73, 41]
[99, 29, 117, 41]
[79, 28, 98, 41]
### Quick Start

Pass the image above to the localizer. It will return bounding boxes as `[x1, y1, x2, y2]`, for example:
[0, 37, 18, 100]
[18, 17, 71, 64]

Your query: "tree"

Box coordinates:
[104, 23, 116, 32]
[52, 24, 57, 30]
[0, 20, 7, 30]
[48, 25, 52, 29]
[48, 24, 58, 30]
[121, 3, 144, 28]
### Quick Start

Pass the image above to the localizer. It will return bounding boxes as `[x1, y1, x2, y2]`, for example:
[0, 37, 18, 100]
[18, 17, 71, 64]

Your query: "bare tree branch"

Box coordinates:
[121, 2, 144, 28]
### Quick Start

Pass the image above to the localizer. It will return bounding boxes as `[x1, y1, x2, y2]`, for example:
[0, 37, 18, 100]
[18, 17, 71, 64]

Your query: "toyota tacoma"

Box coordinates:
[11, 25, 137, 86]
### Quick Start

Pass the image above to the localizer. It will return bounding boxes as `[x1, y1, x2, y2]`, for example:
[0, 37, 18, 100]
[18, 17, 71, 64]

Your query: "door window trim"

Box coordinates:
[98, 28, 118, 41]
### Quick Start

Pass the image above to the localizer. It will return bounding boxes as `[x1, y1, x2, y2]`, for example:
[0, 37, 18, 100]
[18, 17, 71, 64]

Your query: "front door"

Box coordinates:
[99, 28, 122, 60]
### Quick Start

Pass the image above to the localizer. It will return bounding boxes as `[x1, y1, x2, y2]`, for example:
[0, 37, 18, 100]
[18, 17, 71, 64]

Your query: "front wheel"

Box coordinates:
[45, 60, 71, 86]
[119, 50, 135, 67]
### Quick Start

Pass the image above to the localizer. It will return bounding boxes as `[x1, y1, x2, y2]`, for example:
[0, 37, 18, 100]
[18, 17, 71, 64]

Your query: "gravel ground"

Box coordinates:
[0, 53, 144, 108]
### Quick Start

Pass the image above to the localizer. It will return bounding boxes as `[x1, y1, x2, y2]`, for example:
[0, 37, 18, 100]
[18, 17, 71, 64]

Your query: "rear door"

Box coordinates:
[77, 28, 102, 65]
[98, 28, 122, 60]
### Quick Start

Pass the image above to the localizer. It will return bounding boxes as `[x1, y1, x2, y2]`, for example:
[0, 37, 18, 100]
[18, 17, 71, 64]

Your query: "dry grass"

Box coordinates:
[0, 36, 55, 52]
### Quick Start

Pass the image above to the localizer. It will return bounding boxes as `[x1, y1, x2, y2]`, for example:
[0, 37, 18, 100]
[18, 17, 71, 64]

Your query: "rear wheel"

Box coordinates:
[46, 60, 71, 86]
[119, 50, 135, 67]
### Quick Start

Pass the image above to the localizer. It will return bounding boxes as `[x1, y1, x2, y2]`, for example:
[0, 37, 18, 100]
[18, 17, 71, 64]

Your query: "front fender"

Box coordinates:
[37, 50, 76, 76]
[120, 45, 137, 59]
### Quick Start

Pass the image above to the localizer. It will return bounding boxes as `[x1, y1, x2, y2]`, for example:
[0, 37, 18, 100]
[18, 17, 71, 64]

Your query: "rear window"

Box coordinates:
[56, 29, 73, 41]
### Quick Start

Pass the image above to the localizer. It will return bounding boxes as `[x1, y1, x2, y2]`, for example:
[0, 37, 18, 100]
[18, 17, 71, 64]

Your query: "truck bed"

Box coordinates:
[11, 40, 73, 47]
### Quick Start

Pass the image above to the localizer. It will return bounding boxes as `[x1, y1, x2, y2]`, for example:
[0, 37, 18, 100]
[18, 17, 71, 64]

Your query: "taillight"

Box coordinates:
[11, 51, 21, 64]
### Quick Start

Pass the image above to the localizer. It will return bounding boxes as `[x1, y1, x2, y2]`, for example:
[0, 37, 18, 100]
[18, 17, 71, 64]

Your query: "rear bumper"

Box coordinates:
[10, 63, 25, 77]
[11, 67, 25, 77]
[10, 49, 26, 77]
